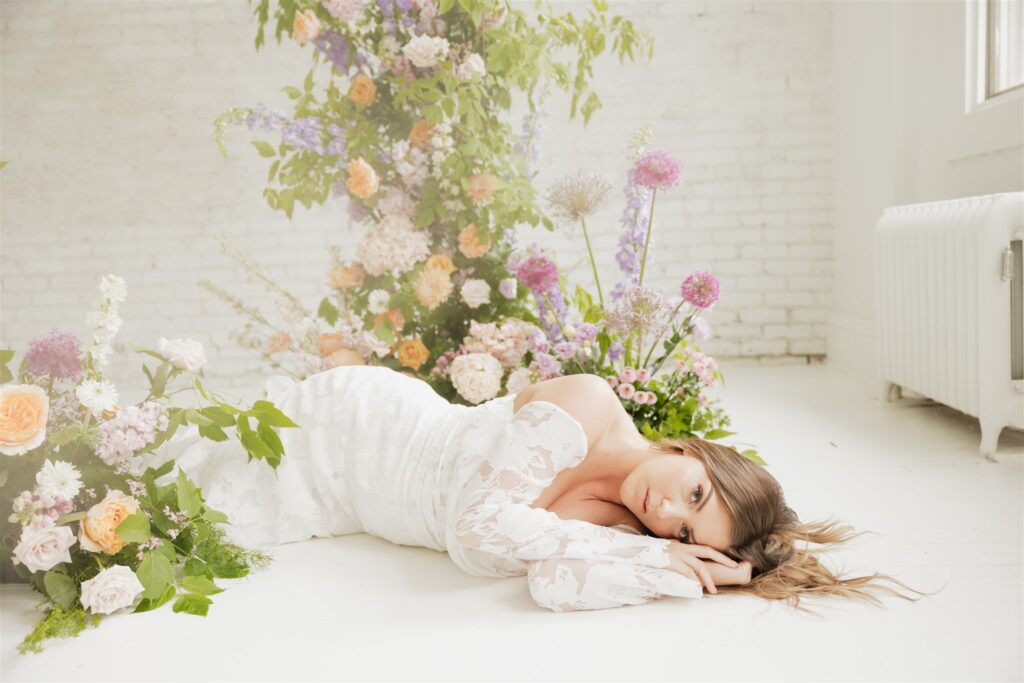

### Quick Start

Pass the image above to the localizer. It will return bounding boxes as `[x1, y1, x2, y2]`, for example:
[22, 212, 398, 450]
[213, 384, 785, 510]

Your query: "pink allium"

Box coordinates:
[26, 330, 83, 381]
[632, 148, 683, 191]
[680, 271, 720, 309]
[616, 382, 636, 400]
[515, 255, 559, 294]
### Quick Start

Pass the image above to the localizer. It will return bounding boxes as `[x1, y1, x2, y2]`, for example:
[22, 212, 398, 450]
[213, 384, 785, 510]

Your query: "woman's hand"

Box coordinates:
[663, 540, 739, 595]
[703, 558, 753, 588]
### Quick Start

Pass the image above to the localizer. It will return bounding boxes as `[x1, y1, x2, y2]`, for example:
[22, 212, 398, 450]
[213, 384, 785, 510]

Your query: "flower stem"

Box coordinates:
[637, 188, 658, 288]
[579, 217, 604, 310]
[540, 291, 567, 338]
[642, 301, 689, 369]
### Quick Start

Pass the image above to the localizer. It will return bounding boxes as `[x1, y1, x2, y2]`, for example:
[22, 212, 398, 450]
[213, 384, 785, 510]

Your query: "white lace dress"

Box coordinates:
[146, 365, 703, 611]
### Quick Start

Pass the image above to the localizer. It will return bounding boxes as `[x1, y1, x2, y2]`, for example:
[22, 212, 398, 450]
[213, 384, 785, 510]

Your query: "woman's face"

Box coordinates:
[621, 452, 734, 551]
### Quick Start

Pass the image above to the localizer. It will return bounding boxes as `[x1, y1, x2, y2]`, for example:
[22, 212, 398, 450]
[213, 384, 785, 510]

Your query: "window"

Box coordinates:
[986, 0, 1024, 98]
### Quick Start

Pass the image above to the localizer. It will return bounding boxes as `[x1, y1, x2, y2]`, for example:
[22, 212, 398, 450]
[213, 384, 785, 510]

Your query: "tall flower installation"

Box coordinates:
[0, 276, 300, 654]
[208, 0, 653, 402]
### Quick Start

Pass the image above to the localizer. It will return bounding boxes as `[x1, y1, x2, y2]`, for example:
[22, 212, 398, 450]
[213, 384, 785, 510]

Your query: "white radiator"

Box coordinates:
[874, 192, 1024, 457]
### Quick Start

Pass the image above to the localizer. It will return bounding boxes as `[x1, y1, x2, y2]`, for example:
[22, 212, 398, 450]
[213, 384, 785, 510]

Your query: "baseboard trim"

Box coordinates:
[826, 311, 877, 383]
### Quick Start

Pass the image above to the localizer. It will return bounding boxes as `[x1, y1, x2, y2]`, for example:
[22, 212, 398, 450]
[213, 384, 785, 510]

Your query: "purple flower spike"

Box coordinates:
[632, 148, 683, 191]
[681, 271, 720, 309]
[516, 255, 559, 294]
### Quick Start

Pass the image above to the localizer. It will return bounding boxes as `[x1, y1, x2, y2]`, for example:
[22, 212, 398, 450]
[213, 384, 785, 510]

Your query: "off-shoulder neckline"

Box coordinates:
[510, 398, 590, 454]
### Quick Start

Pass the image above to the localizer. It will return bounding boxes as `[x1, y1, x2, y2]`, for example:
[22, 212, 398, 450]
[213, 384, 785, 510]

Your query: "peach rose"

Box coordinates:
[78, 489, 140, 555]
[346, 157, 380, 199]
[467, 172, 496, 206]
[267, 331, 292, 354]
[409, 119, 434, 148]
[348, 74, 377, 106]
[323, 347, 366, 369]
[317, 332, 347, 357]
[293, 9, 322, 46]
[375, 308, 405, 330]
[329, 264, 367, 289]
[396, 338, 430, 371]
[101, 404, 122, 421]
[0, 384, 49, 456]
[457, 224, 491, 259]
[425, 254, 457, 275]
[413, 268, 454, 310]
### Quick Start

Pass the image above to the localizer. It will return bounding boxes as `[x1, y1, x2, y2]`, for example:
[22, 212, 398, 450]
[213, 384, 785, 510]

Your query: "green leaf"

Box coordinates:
[198, 424, 229, 442]
[241, 429, 276, 465]
[184, 558, 212, 578]
[741, 449, 767, 466]
[0, 468, 6, 488]
[702, 428, 736, 440]
[252, 140, 277, 157]
[115, 511, 152, 544]
[172, 593, 212, 617]
[201, 506, 229, 524]
[438, 0, 455, 13]
[199, 406, 236, 428]
[48, 426, 80, 447]
[176, 469, 202, 518]
[281, 86, 302, 99]
[185, 409, 215, 427]
[43, 571, 77, 610]
[318, 297, 339, 326]
[137, 552, 175, 600]
[249, 400, 300, 428]
[0, 348, 13, 384]
[133, 584, 176, 614]
[181, 575, 224, 596]
[148, 459, 176, 480]
[257, 422, 284, 460]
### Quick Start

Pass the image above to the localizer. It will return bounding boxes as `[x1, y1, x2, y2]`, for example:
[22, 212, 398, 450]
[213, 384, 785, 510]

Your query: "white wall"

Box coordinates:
[0, 0, 835, 400]
[829, 0, 1024, 381]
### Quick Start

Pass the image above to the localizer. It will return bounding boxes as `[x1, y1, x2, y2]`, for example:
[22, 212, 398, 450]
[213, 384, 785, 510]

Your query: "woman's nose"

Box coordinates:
[655, 497, 684, 518]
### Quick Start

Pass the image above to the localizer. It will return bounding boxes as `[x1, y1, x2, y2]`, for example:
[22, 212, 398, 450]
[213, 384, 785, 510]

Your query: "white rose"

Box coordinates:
[505, 367, 534, 395]
[158, 337, 207, 372]
[455, 53, 486, 79]
[79, 564, 145, 616]
[460, 279, 491, 309]
[449, 353, 502, 404]
[12, 521, 77, 573]
[402, 34, 450, 68]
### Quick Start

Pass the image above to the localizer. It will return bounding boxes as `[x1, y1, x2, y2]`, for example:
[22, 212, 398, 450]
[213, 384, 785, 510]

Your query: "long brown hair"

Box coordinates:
[649, 437, 939, 615]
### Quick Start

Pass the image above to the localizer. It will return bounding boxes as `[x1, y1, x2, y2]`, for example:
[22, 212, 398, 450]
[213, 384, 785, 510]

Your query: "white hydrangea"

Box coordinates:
[356, 220, 431, 277]
[378, 188, 416, 218]
[449, 353, 502, 405]
[506, 367, 534, 394]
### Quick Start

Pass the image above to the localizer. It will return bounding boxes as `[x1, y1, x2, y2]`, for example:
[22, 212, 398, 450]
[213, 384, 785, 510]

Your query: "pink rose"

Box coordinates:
[619, 368, 637, 384]
[616, 382, 636, 400]
[12, 520, 77, 572]
[79, 564, 145, 615]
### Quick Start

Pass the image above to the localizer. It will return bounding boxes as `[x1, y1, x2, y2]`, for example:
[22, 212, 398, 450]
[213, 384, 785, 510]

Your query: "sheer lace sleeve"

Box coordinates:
[449, 400, 703, 611]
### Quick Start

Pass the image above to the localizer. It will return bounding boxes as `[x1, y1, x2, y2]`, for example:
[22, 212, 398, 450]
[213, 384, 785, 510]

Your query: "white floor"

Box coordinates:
[1, 360, 1022, 682]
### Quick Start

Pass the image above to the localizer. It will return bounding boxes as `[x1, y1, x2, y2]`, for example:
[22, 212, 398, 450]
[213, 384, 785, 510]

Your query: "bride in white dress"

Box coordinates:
[146, 365, 921, 613]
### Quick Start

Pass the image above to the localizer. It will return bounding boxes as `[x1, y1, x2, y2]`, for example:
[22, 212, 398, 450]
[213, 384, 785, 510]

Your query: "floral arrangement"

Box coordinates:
[207, 0, 652, 402]
[514, 128, 761, 460]
[0, 275, 299, 654]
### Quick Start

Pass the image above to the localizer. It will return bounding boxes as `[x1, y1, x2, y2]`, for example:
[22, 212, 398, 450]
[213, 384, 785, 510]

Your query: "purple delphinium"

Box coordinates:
[553, 341, 577, 360]
[535, 352, 562, 377]
[513, 107, 546, 179]
[608, 341, 625, 362]
[313, 30, 353, 76]
[326, 123, 347, 159]
[244, 103, 289, 133]
[515, 255, 559, 294]
[26, 330, 82, 381]
[614, 165, 655, 291]
[680, 271, 720, 309]
[281, 116, 325, 155]
[632, 148, 683, 191]
[574, 322, 599, 344]
[535, 286, 569, 341]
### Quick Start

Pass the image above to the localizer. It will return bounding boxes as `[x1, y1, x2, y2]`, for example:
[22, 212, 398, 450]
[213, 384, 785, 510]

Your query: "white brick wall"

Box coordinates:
[0, 0, 833, 400]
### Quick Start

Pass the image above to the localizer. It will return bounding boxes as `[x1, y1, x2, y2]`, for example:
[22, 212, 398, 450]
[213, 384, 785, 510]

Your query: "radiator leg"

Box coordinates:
[880, 380, 900, 402]
[978, 416, 1004, 462]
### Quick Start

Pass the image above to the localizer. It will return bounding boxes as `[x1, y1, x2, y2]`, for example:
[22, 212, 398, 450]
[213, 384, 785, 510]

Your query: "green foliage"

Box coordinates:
[16, 601, 101, 655]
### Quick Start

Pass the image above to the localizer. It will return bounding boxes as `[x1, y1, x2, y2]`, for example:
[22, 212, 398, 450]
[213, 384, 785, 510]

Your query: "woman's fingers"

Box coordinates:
[686, 557, 717, 594]
[698, 545, 739, 567]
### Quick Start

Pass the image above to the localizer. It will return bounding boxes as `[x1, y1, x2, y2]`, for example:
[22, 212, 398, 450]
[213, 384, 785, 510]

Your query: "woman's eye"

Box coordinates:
[691, 485, 702, 504]
[678, 525, 689, 543]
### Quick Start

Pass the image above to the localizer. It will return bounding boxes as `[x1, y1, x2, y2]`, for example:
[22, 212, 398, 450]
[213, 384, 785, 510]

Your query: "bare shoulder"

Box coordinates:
[548, 494, 650, 535]
[512, 374, 616, 450]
